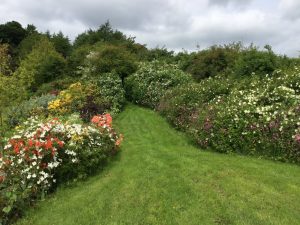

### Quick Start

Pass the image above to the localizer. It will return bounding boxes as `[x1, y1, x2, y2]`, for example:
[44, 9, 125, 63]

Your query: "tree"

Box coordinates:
[74, 21, 134, 48]
[17, 33, 44, 60]
[0, 44, 12, 75]
[0, 21, 26, 47]
[50, 31, 72, 57]
[25, 24, 38, 35]
[84, 44, 138, 83]
[16, 37, 66, 91]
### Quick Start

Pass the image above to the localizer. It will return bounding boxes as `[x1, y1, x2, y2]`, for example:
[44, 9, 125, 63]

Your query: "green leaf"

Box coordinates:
[2, 206, 12, 214]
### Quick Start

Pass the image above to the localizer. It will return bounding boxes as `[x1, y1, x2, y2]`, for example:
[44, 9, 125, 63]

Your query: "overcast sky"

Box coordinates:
[1, 0, 299, 56]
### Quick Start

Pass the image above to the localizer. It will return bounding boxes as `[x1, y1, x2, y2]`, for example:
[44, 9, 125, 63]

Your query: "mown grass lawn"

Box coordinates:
[16, 104, 300, 225]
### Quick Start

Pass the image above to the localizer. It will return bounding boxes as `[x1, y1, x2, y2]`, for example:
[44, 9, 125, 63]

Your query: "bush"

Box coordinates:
[48, 75, 125, 121]
[125, 61, 193, 108]
[5, 94, 56, 128]
[83, 44, 138, 83]
[0, 114, 122, 224]
[34, 76, 78, 96]
[158, 66, 300, 163]
[192, 68, 300, 162]
[234, 45, 279, 77]
[83, 72, 126, 115]
[158, 75, 232, 129]
[186, 44, 240, 81]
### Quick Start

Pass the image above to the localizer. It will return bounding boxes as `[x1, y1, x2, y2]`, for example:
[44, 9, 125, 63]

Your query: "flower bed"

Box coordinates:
[0, 113, 122, 224]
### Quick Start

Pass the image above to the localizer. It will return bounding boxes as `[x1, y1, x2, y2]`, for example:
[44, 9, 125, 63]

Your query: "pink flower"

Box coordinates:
[294, 134, 300, 143]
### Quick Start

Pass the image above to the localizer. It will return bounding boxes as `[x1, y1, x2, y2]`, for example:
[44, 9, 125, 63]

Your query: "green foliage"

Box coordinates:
[143, 46, 175, 63]
[234, 45, 280, 77]
[35, 76, 78, 96]
[186, 43, 241, 81]
[15, 37, 66, 91]
[5, 94, 56, 128]
[83, 72, 126, 115]
[0, 44, 26, 114]
[158, 76, 232, 129]
[173, 51, 196, 71]
[0, 44, 12, 76]
[0, 21, 26, 47]
[48, 75, 125, 122]
[17, 33, 44, 60]
[125, 61, 193, 108]
[83, 44, 138, 82]
[74, 21, 133, 48]
[67, 44, 93, 76]
[50, 32, 71, 58]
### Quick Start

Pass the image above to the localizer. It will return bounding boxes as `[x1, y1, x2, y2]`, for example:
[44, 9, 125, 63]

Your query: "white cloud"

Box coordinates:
[279, 0, 300, 20]
[0, 0, 299, 57]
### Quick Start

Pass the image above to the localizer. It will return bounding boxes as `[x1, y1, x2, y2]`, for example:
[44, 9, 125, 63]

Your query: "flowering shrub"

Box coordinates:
[125, 61, 193, 108]
[48, 76, 125, 121]
[0, 113, 122, 224]
[48, 82, 87, 114]
[159, 67, 300, 163]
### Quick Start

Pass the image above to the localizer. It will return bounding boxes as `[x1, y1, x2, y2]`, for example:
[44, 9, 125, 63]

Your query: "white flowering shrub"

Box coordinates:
[157, 67, 300, 163]
[192, 68, 300, 162]
[125, 61, 193, 108]
[0, 114, 122, 223]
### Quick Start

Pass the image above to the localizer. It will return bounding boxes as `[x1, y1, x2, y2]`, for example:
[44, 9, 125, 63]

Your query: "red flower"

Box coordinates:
[91, 115, 101, 124]
[45, 140, 53, 150]
[35, 141, 41, 148]
[28, 139, 34, 147]
[105, 114, 112, 126]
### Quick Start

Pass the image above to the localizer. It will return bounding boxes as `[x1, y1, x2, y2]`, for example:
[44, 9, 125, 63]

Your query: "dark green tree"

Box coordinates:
[74, 21, 134, 48]
[0, 21, 27, 47]
[50, 31, 72, 57]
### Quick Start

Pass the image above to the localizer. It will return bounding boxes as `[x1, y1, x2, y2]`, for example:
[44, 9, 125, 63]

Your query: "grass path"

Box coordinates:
[17, 104, 300, 225]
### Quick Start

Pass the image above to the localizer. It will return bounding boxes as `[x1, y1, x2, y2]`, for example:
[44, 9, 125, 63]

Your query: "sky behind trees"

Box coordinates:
[1, 0, 299, 56]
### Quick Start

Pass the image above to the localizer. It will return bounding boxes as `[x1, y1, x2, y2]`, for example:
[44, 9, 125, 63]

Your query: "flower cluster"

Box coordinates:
[48, 82, 86, 114]
[0, 113, 122, 221]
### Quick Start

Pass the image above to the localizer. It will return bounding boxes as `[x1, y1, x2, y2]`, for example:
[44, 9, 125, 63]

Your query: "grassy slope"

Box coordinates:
[17, 104, 300, 225]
